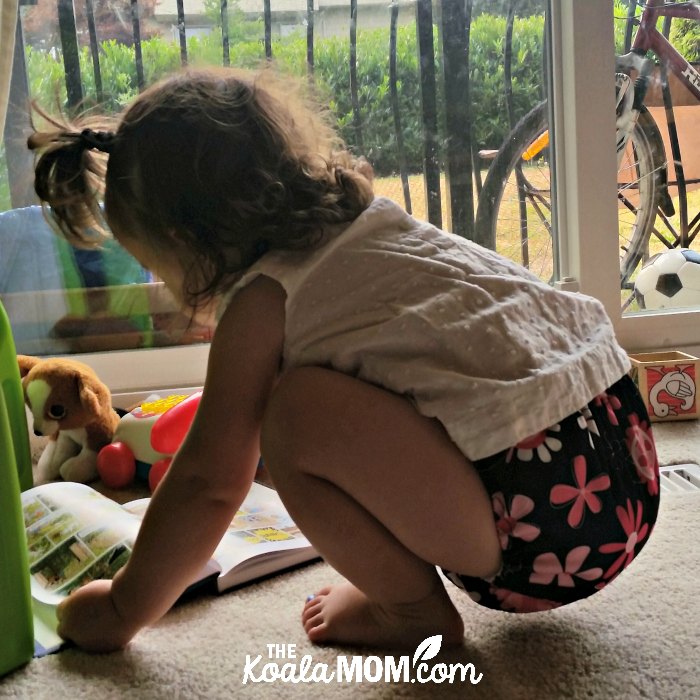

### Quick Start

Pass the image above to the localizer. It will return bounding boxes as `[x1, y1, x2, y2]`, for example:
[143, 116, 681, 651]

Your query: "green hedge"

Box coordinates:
[13, 14, 544, 181]
[4, 5, 700, 209]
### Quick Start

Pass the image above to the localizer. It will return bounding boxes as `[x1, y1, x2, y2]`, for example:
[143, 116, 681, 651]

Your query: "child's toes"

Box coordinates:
[302, 599, 321, 622]
[306, 620, 330, 643]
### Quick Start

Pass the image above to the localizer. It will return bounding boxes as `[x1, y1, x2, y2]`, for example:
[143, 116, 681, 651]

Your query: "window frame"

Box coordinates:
[13, 0, 698, 393]
[551, 0, 700, 357]
[71, 344, 210, 393]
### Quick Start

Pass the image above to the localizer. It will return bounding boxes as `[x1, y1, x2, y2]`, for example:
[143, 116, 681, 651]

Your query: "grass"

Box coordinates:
[647, 189, 700, 257]
[372, 173, 451, 223]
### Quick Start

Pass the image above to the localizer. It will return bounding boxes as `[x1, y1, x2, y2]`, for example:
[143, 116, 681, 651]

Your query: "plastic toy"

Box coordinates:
[18, 355, 120, 483]
[97, 391, 202, 491]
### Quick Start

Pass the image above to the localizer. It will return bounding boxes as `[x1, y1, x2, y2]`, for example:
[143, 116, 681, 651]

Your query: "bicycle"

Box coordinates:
[474, 0, 700, 296]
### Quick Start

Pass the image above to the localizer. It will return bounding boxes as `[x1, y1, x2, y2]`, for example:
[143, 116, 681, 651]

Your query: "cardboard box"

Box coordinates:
[629, 351, 699, 422]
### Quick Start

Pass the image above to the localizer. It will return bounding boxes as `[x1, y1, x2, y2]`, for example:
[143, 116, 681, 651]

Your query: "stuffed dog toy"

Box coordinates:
[18, 355, 120, 483]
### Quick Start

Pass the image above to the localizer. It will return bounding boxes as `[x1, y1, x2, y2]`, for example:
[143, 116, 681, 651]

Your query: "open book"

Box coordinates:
[22, 481, 319, 656]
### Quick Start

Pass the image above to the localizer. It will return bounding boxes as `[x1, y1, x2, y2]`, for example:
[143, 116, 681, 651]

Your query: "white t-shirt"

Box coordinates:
[223, 197, 631, 461]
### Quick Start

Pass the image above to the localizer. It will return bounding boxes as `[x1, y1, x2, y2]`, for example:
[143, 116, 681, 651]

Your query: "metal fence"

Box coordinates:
[4, 0, 688, 242]
[5, 0, 480, 236]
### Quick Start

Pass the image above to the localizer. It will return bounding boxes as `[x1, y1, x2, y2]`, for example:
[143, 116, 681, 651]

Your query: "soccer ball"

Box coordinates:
[634, 249, 700, 310]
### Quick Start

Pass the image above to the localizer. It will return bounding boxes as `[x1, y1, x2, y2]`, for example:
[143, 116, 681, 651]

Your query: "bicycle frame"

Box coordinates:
[525, 0, 700, 164]
[615, 0, 700, 250]
[631, 0, 700, 102]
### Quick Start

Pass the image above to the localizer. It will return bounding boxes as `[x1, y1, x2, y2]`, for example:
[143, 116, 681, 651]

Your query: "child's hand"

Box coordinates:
[56, 579, 140, 653]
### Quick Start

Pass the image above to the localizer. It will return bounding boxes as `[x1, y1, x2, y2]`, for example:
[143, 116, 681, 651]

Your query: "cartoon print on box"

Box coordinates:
[645, 364, 696, 419]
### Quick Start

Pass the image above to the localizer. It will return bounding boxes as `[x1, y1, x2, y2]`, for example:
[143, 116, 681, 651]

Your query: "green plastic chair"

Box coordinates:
[0, 299, 34, 676]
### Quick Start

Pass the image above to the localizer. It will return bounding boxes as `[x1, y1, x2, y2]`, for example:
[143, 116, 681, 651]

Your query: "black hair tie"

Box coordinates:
[79, 128, 116, 154]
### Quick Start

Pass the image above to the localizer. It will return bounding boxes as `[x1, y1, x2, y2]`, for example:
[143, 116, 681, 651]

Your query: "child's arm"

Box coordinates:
[56, 275, 286, 652]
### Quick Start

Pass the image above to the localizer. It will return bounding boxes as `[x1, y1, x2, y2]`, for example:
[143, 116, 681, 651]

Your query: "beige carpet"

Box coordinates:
[1, 422, 699, 699]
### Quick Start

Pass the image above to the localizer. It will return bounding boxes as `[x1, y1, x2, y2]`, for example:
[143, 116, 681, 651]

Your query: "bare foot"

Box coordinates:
[301, 582, 464, 649]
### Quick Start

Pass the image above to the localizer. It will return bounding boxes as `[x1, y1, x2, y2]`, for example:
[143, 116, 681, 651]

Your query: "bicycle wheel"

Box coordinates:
[475, 101, 662, 287]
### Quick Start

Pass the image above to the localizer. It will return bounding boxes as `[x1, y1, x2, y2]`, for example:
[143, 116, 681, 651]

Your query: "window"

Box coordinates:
[552, 1, 700, 355]
[1, 0, 561, 390]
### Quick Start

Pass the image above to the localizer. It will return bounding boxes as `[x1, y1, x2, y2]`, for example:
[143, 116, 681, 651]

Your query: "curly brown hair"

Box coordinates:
[28, 66, 374, 310]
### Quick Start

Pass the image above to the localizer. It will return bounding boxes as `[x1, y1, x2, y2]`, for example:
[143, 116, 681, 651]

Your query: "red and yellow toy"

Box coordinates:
[97, 391, 202, 491]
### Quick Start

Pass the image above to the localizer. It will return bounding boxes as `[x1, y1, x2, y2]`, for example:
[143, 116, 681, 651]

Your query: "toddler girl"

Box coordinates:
[28, 67, 660, 652]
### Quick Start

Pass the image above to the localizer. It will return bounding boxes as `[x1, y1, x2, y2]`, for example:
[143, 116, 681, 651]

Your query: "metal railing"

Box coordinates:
[5, 0, 692, 244]
[4, 0, 480, 237]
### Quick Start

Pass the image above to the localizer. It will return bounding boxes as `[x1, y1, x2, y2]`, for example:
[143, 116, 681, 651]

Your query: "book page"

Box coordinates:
[124, 485, 314, 590]
[22, 482, 140, 606]
[22, 481, 313, 612]
[212, 482, 313, 580]
[32, 599, 62, 656]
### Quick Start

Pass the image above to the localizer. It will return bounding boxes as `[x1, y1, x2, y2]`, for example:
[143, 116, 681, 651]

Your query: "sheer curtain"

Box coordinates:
[0, 0, 17, 135]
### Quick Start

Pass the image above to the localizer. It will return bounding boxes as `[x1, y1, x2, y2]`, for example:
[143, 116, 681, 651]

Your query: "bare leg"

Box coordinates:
[261, 367, 501, 649]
